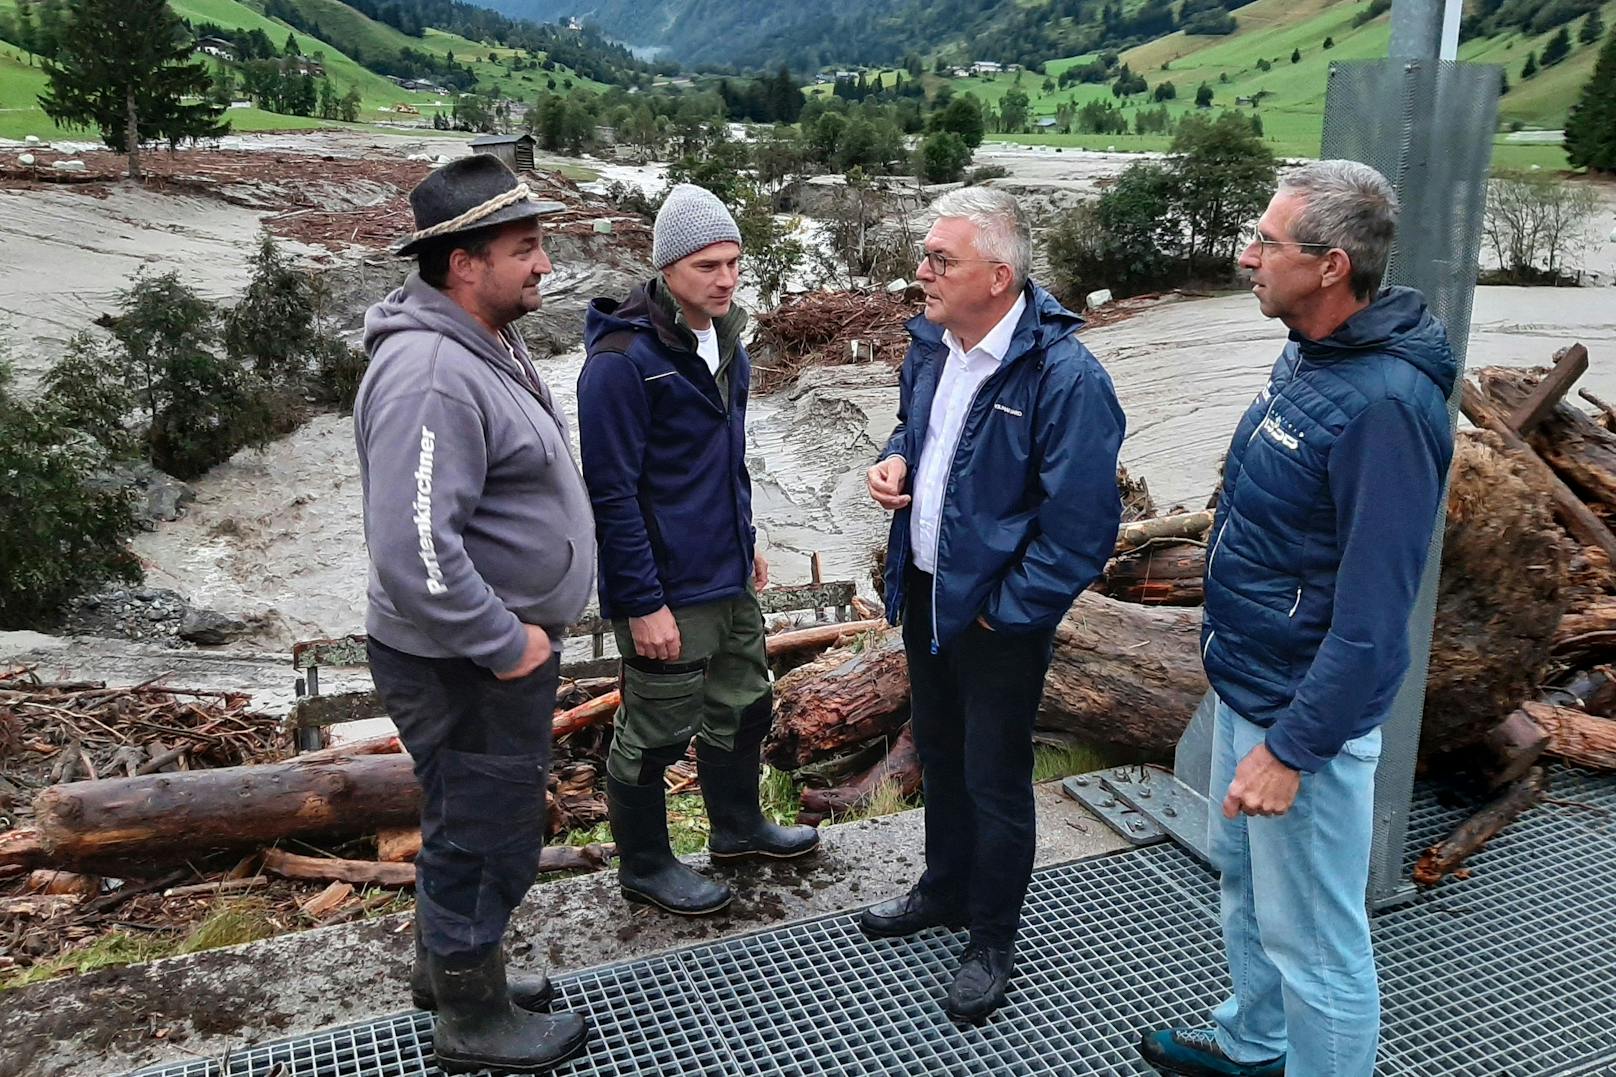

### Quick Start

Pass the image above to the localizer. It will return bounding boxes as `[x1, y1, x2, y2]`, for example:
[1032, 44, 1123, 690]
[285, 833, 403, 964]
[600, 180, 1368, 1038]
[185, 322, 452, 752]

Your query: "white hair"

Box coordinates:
[930, 187, 1031, 288]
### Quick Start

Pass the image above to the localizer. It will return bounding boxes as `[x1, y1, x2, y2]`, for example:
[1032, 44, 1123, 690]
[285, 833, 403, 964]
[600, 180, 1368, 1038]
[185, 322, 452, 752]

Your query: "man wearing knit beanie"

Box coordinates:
[577, 184, 819, 916]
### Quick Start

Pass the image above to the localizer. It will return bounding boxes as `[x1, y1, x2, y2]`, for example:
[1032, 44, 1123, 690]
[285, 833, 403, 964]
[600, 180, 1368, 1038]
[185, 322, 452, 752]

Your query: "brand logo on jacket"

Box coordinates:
[1261, 413, 1299, 451]
[412, 426, 449, 596]
[993, 403, 1023, 417]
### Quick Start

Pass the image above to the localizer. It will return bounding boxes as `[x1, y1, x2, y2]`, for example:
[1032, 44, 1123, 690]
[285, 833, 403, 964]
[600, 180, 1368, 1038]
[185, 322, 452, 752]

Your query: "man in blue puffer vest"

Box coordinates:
[578, 184, 818, 920]
[1140, 162, 1456, 1077]
[861, 187, 1126, 1024]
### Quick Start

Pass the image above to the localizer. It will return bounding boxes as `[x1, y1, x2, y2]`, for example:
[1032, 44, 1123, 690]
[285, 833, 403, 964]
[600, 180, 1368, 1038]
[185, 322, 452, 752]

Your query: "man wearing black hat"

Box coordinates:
[354, 154, 592, 1074]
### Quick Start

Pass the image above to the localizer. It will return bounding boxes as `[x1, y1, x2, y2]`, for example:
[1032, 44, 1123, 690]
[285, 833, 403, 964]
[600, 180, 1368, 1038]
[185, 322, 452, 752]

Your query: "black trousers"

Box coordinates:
[367, 638, 558, 959]
[903, 570, 1056, 948]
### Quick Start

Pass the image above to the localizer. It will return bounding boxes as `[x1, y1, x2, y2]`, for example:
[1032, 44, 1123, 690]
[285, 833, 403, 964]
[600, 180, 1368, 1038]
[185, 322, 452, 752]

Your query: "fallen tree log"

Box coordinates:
[23, 754, 420, 871]
[263, 844, 614, 886]
[1519, 701, 1616, 770]
[1478, 361, 1616, 517]
[766, 591, 1209, 765]
[1553, 596, 1616, 648]
[765, 628, 912, 769]
[1100, 542, 1205, 606]
[1115, 510, 1214, 554]
[798, 724, 920, 823]
[1412, 767, 1545, 887]
[1459, 381, 1616, 563]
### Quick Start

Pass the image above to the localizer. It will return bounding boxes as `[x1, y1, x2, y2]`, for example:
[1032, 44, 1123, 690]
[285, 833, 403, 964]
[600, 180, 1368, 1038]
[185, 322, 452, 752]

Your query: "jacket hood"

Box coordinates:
[1297, 285, 1456, 399]
[906, 282, 1083, 358]
[585, 281, 660, 352]
[363, 272, 528, 383]
[586, 277, 748, 357]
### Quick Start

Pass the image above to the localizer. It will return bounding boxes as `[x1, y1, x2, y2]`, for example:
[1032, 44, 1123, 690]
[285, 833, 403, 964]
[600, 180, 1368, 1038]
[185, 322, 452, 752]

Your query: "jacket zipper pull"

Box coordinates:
[930, 641, 940, 656]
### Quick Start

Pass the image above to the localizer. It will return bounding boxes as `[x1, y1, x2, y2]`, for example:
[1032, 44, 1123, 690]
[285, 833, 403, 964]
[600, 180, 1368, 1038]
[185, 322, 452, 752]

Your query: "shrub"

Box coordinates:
[917, 130, 973, 183]
[0, 361, 141, 627]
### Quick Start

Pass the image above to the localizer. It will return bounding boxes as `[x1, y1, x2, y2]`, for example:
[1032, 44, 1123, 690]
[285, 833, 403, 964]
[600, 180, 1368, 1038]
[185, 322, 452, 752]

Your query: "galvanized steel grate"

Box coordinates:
[127, 769, 1616, 1077]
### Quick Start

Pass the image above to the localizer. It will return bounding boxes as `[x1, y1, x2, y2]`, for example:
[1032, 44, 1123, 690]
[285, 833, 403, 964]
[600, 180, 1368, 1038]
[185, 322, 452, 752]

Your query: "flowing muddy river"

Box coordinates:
[124, 282, 1616, 655]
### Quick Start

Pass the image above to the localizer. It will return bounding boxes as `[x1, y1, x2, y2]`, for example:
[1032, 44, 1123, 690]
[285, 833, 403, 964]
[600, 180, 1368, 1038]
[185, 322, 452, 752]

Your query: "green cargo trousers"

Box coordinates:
[607, 588, 772, 785]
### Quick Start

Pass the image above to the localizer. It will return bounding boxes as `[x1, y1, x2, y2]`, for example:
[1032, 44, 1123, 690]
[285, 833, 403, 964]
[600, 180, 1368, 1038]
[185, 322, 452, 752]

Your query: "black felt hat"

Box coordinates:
[395, 153, 565, 257]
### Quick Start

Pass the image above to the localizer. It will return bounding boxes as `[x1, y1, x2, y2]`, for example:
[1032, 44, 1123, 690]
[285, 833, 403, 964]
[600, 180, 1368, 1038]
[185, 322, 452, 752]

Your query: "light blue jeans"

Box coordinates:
[1209, 697, 1382, 1077]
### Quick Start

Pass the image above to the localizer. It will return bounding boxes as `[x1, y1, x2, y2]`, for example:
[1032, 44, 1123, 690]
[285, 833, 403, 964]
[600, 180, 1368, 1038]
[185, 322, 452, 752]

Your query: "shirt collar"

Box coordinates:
[944, 293, 1026, 364]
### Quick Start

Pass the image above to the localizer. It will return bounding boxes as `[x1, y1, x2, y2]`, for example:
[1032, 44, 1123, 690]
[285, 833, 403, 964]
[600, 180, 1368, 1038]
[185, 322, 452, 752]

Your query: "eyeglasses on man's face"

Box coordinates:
[916, 248, 1007, 277]
[1246, 231, 1334, 257]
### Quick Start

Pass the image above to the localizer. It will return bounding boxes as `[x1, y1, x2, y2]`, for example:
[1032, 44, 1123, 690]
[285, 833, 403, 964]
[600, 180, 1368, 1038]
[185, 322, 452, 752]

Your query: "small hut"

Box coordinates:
[470, 133, 536, 172]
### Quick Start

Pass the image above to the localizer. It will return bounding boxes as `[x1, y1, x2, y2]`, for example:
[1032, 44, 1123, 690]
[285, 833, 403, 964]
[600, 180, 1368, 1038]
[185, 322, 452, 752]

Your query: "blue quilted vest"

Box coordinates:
[1201, 287, 1456, 734]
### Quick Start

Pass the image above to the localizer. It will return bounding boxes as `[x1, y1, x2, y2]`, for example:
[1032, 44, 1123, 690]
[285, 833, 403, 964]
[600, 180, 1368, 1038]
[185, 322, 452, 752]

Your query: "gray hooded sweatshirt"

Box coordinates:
[356, 272, 596, 672]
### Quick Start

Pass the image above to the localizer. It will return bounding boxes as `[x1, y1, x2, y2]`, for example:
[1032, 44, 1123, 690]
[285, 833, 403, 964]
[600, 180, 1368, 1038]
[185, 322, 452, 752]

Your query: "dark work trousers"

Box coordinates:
[367, 637, 558, 959]
[903, 568, 1057, 948]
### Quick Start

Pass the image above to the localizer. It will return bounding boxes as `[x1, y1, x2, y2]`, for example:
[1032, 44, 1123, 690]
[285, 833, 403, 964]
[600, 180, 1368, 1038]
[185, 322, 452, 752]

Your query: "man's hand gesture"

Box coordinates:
[867, 456, 911, 510]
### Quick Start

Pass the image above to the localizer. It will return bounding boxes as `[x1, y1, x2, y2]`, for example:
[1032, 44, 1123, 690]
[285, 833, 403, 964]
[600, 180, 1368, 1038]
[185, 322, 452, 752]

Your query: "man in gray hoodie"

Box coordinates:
[355, 154, 593, 1075]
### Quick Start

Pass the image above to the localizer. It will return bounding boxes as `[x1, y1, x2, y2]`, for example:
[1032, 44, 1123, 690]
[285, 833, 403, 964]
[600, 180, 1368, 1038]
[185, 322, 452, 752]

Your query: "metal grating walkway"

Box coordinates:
[128, 768, 1616, 1077]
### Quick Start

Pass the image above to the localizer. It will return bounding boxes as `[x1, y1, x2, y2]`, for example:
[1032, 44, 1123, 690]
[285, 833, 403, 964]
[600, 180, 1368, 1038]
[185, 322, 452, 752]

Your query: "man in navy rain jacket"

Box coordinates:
[577, 184, 818, 920]
[862, 187, 1125, 1024]
[1140, 162, 1456, 1077]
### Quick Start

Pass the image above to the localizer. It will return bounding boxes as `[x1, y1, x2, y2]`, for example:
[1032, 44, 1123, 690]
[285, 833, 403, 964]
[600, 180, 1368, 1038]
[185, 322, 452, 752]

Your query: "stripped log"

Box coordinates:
[1521, 701, 1616, 770]
[263, 849, 415, 887]
[1412, 767, 1545, 887]
[799, 724, 921, 822]
[1114, 510, 1214, 554]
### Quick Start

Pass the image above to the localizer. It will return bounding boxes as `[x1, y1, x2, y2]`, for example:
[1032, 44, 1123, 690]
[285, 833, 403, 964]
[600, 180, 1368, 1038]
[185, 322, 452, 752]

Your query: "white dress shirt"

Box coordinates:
[908, 294, 1026, 573]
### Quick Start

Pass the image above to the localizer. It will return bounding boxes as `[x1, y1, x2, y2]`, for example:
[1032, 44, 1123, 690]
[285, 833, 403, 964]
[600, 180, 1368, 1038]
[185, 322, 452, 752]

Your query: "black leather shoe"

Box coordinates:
[945, 941, 1014, 1024]
[698, 729, 820, 862]
[607, 773, 732, 916]
[858, 888, 967, 938]
[428, 945, 588, 1075]
[411, 922, 552, 1013]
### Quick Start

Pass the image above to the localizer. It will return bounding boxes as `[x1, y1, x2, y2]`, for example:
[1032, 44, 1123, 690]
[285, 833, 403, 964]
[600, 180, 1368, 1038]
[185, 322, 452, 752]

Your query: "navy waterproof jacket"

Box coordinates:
[1202, 286, 1457, 772]
[577, 280, 755, 620]
[880, 282, 1126, 650]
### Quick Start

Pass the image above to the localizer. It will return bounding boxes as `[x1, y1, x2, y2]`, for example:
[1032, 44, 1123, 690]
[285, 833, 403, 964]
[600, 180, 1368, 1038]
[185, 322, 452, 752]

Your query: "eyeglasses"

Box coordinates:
[1247, 232, 1334, 257]
[917, 248, 1007, 277]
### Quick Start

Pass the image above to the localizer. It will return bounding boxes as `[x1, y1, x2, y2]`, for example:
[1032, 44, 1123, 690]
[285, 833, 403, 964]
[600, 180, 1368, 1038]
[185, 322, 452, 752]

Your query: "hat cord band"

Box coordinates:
[407, 183, 535, 245]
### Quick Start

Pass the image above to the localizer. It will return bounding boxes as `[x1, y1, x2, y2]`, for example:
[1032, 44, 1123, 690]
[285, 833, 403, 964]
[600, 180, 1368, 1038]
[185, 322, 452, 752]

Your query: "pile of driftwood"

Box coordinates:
[0, 617, 896, 981]
[750, 289, 924, 392]
[765, 345, 1616, 885]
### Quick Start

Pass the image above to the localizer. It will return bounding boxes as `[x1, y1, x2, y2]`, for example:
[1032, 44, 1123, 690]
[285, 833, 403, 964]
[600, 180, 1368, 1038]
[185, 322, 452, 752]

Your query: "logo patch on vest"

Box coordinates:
[993, 403, 1023, 417]
[1260, 413, 1300, 451]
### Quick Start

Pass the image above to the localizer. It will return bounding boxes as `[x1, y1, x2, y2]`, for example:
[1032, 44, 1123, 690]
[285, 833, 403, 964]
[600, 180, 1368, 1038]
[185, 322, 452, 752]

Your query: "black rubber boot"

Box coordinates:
[607, 772, 733, 916]
[411, 920, 553, 1013]
[427, 946, 588, 1075]
[698, 719, 820, 861]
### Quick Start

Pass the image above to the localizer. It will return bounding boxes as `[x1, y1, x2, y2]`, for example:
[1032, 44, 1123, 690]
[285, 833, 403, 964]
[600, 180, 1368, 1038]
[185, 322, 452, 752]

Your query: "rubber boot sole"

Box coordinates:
[433, 1027, 590, 1076]
[620, 884, 734, 917]
[707, 838, 822, 862]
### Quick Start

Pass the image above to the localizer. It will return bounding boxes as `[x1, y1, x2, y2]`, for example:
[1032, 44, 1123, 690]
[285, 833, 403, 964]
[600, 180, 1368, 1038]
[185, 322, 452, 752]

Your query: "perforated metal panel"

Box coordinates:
[125, 769, 1616, 1077]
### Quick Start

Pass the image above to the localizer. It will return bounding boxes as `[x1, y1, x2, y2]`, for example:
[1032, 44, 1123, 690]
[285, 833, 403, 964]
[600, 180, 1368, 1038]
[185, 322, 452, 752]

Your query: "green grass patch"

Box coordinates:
[174, 897, 279, 955]
[0, 930, 173, 991]
[1032, 741, 1121, 784]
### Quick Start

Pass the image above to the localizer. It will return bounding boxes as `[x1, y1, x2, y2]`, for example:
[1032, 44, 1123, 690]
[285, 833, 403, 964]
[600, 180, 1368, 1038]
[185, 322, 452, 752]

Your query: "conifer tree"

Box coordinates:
[38, 0, 227, 179]
[1540, 26, 1572, 68]
[1566, 29, 1616, 172]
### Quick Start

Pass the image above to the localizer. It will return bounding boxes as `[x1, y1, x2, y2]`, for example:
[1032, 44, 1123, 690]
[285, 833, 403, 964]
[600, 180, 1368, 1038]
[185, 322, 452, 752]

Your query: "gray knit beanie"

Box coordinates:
[652, 184, 742, 270]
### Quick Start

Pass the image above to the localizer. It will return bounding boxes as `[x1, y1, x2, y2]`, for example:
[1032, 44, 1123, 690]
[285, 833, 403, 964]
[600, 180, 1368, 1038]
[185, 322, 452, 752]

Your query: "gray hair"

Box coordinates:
[930, 187, 1032, 289]
[1278, 160, 1400, 300]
